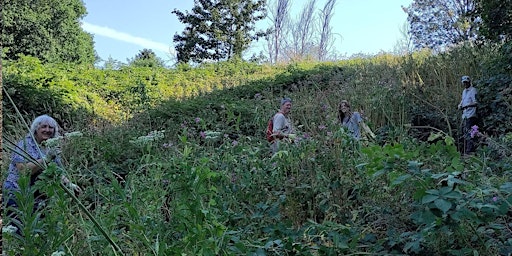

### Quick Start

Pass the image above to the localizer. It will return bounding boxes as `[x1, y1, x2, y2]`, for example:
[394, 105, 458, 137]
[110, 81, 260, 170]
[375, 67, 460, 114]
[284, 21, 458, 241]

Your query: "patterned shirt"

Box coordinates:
[3, 135, 61, 192]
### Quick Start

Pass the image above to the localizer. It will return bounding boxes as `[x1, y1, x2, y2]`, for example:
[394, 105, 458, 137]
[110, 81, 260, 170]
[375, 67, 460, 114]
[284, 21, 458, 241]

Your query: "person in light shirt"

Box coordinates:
[270, 97, 297, 154]
[458, 75, 478, 155]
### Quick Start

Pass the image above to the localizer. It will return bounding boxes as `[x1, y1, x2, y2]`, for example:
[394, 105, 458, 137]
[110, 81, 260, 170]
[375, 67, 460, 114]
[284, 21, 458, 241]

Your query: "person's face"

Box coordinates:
[281, 102, 292, 115]
[35, 122, 55, 144]
[463, 81, 471, 88]
[340, 103, 350, 114]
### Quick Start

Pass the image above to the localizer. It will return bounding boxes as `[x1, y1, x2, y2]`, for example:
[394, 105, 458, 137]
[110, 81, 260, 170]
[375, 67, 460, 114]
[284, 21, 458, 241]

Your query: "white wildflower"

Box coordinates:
[130, 130, 166, 145]
[205, 131, 222, 140]
[51, 250, 66, 256]
[43, 136, 63, 147]
[64, 131, 83, 138]
[2, 224, 18, 234]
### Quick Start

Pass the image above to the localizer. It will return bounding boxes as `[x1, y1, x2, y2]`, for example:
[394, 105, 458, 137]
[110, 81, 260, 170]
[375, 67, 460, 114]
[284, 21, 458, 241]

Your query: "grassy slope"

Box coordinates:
[3, 46, 511, 255]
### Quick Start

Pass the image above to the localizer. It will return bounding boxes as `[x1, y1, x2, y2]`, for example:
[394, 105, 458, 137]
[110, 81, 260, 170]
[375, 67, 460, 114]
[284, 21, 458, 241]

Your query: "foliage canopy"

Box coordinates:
[172, 0, 267, 64]
[477, 0, 512, 42]
[403, 0, 479, 51]
[0, 0, 96, 64]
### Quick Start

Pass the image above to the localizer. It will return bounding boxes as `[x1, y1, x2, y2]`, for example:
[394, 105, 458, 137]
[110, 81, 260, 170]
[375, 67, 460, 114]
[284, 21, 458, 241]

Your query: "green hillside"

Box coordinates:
[2, 44, 512, 255]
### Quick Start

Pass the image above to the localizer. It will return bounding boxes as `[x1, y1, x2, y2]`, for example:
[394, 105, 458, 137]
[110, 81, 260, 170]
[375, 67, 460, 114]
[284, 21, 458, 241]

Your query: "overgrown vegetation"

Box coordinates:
[2, 43, 512, 255]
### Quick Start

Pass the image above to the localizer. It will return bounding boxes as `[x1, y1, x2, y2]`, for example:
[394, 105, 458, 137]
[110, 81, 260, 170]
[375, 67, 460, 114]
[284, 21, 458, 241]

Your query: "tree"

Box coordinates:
[403, 0, 479, 51]
[172, 0, 267, 64]
[393, 22, 414, 55]
[266, 0, 291, 64]
[287, 0, 317, 61]
[128, 49, 166, 68]
[477, 0, 512, 42]
[317, 0, 337, 61]
[1, 0, 95, 64]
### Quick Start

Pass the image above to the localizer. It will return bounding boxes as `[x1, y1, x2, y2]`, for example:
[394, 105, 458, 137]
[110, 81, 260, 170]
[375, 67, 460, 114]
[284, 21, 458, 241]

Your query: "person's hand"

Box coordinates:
[44, 147, 62, 163]
[69, 182, 83, 195]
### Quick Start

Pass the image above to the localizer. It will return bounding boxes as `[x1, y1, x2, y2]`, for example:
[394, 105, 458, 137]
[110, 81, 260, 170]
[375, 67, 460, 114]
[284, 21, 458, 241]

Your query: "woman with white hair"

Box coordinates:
[2, 114, 81, 233]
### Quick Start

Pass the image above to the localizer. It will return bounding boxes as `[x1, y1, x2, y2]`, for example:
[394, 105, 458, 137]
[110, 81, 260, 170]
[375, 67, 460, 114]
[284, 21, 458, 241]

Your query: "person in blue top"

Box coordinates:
[338, 100, 375, 141]
[2, 114, 81, 233]
[458, 75, 478, 155]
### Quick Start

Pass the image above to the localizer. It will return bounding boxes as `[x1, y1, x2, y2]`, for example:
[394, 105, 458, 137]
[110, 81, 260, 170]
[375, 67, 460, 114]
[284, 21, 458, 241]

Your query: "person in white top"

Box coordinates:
[458, 75, 478, 155]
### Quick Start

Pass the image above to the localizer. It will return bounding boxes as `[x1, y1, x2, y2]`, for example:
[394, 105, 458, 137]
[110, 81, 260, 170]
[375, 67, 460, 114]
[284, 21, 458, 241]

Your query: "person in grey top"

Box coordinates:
[270, 97, 296, 154]
[338, 100, 375, 141]
[458, 75, 478, 155]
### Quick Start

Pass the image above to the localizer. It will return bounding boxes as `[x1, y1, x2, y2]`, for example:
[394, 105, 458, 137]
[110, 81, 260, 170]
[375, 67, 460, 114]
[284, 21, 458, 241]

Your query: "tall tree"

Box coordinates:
[317, 0, 337, 61]
[403, 0, 479, 51]
[172, 0, 267, 64]
[1, 0, 95, 64]
[287, 0, 317, 61]
[266, 0, 291, 64]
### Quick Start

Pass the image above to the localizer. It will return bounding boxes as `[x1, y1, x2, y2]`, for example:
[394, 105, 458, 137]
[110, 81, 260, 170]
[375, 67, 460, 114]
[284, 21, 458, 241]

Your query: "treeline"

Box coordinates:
[2, 0, 512, 66]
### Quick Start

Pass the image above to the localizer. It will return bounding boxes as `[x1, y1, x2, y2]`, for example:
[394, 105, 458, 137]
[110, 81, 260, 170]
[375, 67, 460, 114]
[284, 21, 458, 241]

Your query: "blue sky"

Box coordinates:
[82, 0, 412, 63]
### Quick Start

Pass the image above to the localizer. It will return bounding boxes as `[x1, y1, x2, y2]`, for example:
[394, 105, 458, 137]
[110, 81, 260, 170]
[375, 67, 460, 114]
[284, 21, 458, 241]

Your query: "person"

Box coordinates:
[270, 97, 297, 154]
[2, 114, 81, 233]
[338, 100, 375, 141]
[458, 75, 478, 155]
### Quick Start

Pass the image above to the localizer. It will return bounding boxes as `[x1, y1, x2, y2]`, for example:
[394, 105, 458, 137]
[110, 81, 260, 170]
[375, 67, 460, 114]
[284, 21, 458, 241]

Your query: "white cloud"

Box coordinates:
[82, 22, 174, 56]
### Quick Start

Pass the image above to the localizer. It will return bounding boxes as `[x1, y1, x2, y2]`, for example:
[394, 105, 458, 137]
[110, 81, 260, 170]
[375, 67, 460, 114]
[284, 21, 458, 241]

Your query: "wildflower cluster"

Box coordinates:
[64, 131, 84, 138]
[203, 131, 222, 140]
[470, 125, 480, 138]
[2, 224, 18, 234]
[130, 130, 166, 145]
[162, 142, 174, 149]
[44, 137, 62, 147]
[43, 131, 84, 147]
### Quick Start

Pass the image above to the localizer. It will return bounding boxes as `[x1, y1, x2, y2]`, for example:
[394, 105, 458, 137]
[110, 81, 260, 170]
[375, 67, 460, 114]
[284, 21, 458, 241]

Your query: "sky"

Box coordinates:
[82, 0, 413, 64]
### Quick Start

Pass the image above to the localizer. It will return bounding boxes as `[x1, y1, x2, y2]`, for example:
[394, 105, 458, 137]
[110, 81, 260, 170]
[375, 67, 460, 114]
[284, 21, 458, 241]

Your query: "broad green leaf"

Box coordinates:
[444, 136, 455, 146]
[391, 174, 412, 186]
[422, 194, 439, 204]
[444, 190, 462, 199]
[438, 186, 453, 195]
[425, 189, 440, 195]
[428, 132, 443, 142]
[434, 198, 452, 213]
[500, 182, 512, 193]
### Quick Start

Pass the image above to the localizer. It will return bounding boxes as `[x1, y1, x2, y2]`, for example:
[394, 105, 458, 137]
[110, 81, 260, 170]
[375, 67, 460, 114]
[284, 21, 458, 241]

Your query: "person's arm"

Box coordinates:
[15, 159, 46, 176]
[61, 175, 82, 194]
[355, 112, 376, 139]
[361, 122, 376, 139]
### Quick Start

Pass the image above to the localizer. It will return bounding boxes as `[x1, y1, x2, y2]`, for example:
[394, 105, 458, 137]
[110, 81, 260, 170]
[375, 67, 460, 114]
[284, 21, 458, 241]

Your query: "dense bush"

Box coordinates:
[478, 41, 512, 136]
